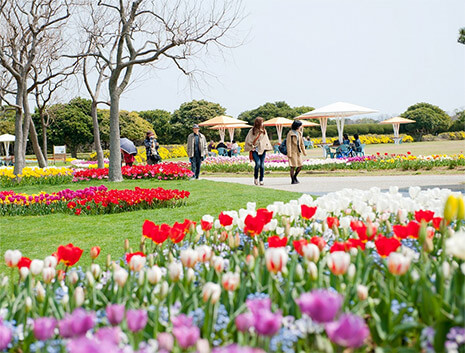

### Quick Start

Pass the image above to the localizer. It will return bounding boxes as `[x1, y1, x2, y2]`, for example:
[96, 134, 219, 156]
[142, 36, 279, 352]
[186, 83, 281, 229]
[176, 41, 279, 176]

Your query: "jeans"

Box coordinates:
[190, 154, 202, 178]
[252, 151, 266, 181]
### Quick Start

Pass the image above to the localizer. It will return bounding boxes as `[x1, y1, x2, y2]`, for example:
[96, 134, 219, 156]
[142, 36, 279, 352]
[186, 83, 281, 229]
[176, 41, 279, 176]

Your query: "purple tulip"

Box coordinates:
[325, 313, 369, 348]
[253, 309, 282, 336]
[71, 309, 96, 337]
[33, 317, 57, 340]
[0, 325, 12, 350]
[95, 327, 121, 345]
[106, 304, 125, 326]
[58, 316, 74, 338]
[172, 324, 200, 349]
[157, 332, 174, 351]
[126, 309, 148, 332]
[68, 336, 117, 353]
[235, 312, 254, 332]
[296, 290, 343, 323]
[171, 314, 193, 328]
[246, 298, 271, 315]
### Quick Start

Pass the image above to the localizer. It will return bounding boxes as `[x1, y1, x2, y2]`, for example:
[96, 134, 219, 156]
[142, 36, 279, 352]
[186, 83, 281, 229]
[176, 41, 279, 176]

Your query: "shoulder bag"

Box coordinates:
[249, 132, 262, 161]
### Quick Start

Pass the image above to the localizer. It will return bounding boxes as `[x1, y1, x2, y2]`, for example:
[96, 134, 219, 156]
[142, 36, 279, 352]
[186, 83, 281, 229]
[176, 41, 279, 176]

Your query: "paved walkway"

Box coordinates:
[204, 175, 465, 195]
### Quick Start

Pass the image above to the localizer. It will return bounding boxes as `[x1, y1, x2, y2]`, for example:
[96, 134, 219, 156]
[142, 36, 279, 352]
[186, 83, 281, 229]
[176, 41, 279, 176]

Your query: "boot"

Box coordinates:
[294, 167, 301, 184]
[290, 168, 298, 184]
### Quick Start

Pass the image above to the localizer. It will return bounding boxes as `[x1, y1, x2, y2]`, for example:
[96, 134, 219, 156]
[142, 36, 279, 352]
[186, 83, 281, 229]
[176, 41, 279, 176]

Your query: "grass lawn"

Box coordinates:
[0, 178, 302, 272]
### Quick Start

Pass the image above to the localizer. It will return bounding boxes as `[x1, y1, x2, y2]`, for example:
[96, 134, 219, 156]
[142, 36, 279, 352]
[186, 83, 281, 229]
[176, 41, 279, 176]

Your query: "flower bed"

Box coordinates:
[1, 187, 464, 352]
[0, 185, 190, 216]
[72, 163, 193, 182]
[199, 153, 465, 173]
[70, 159, 110, 169]
[0, 166, 73, 187]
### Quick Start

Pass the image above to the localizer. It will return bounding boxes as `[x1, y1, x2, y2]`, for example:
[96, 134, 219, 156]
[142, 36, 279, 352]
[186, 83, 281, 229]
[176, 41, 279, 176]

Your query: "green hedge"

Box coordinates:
[304, 123, 393, 138]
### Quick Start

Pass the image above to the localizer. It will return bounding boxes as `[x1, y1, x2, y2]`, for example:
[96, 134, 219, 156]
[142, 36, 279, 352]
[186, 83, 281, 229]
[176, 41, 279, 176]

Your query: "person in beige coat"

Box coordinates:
[244, 117, 272, 185]
[286, 120, 306, 184]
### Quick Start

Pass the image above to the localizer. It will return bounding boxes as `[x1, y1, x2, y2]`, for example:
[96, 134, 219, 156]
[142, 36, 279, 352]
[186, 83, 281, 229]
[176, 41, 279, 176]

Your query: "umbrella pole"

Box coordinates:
[228, 127, 235, 142]
[277, 125, 283, 144]
[4, 141, 9, 158]
[219, 127, 225, 142]
[336, 115, 345, 143]
[393, 123, 400, 144]
[319, 117, 328, 143]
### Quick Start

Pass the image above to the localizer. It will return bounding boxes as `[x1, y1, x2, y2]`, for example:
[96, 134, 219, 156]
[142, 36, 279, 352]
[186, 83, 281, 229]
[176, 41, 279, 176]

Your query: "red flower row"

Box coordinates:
[72, 163, 193, 181]
[142, 219, 196, 244]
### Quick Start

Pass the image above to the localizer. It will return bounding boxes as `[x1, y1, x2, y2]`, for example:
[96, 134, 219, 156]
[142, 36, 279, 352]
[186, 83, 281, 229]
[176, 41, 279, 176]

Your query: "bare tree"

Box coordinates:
[0, 0, 76, 175]
[79, 0, 243, 181]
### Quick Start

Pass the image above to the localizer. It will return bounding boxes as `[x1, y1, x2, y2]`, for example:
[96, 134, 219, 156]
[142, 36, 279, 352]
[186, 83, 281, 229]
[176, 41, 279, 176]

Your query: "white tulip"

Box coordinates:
[357, 284, 368, 300]
[442, 262, 451, 278]
[4, 250, 21, 267]
[211, 256, 224, 273]
[129, 255, 146, 272]
[186, 268, 196, 283]
[196, 245, 212, 262]
[25, 297, 32, 311]
[36, 282, 46, 302]
[68, 270, 79, 285]
[180, 248, 198, 268]
[147, 265, 163, 284]
[74, 287, 85, 306]
[302, 244, 319, 263]
[42, 267, 56, 284]
[30, 260, 44, 276]
[91, 264, 101, 279]
[113, 267, 129, 287]
[168, 262, 183, 282]
[44, 256, 58, 268]
[307, 262, 318, 280]
[347, 264, 356, 280]
[19, 267, 29, 280]
[202, 282, 221, 304]
[86, 271, 95, 287]
[445, 231, 465, 260]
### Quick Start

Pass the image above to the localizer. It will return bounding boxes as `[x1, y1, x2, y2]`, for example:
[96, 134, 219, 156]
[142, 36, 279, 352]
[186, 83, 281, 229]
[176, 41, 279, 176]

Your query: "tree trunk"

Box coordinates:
[71, 146, 78, 158]
[91, 101, 105, 169]
[29, 119, 47, 167]
[40, 114, 48, 161]
[108, 92, 123, 182]
[13, 81, 25, 176]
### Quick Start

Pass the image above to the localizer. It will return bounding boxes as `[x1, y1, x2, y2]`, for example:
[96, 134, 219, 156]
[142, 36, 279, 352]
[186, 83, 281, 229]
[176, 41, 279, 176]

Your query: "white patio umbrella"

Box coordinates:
[263, 117, 294, 143]
[210, 123, 252, 142]
[379, 116, 415, 144]
[297, 102, 378, 143]
[0, 133, 15, 158]
[199, 116, 246, 142]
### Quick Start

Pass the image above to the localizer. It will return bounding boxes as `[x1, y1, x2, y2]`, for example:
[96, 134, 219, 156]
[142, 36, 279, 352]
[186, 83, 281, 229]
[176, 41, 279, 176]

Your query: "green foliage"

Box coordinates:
[401, 103, 451, 139]
[99, 110, 153, 145]
[170, 100, 227, 144]
[47, 98, 94, 157]
[138, 109, 172, 144]
[304, 123, 393, 138]
[0, 108, 15, 135]
[450, 110, 465, 131]
[458, 27, 465, 45]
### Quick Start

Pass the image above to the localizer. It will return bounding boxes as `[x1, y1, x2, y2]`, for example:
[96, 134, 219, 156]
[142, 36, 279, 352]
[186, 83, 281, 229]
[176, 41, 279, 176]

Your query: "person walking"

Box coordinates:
[144, 131, 160, 165]
[286, 120, 306, 184]
[187, 124, 208, 179]
[244, 117, 272, 185]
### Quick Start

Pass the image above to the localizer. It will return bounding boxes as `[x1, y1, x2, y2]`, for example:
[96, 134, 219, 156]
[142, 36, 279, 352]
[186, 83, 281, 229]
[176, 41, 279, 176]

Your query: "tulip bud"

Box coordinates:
[36, 282, 46, 302]
[461, 263, 465, 276]
[113, 267, 129, 287]
[196, 245, 212, 263]
[4, 249, 21, 267]
[423, 237, 434, 253]
[219, 231, 228, 242]
[442, 262, 451, 278]
[57, 270, 65, 282]
[295, 263, 304, 281]
[387, 253, 411, 276]
[180, 248, 198, 268]
[385, 220, 392, 234]
[410, 269, 420, 282]
[168, 262, 183, 282]
[258, 240, 265, 256]
[74, 287, 85, 307]
[42, 267, 56, 284]
[129, 255, 146, 272]
[456, 196, 464, 220]
[307, 262, 318, 280]
[252, 246, 259, 258]
[67, 270, 79, 285]
[186, 268, 195, 283]
[221, 272, 240, 291]
[327, 251, 351, 275]
[444, 195, 458, 222]
[159, 281, 169, 299]
[106, 254, 112, 269]
[138, 269, 145, 286]
[246, 254, 255, 271]
[124, 239, 130, 251]
[25, 296, 33, 312]
[228, 233, 237, 249]
[265, 247, 288, 274]
[86, 271, 95, 287]
[1, 276, 8, 287]
[147, 265, 163, 284]
[20, 267, 29, 280]
[30, 259, 44, 276]
[140, 236, 146, 253]
[202, 282, 221, 304]
[302, 244, 320, 263]
[61, 294, 69, 306]
[44, 256, 57, 268]
[357, 284, 368, 300]
[90, 246, 101, 260]
[347, 264, 356, 280]
[91, 264, 101, 279]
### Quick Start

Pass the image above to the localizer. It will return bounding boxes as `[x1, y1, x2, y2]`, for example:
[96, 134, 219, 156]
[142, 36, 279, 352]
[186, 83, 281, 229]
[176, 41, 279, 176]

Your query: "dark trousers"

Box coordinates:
[252, 151, 266, 181]
[190, 154, 202, 179]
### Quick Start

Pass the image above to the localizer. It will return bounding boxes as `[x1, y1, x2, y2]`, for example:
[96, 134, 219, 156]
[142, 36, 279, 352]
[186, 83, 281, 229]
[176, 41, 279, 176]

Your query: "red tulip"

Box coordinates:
[346, 238, 366, 251]
[330, 242, 347, 253]
[256, 208, 273, 224]
[268, 236, 288, 248]
[218, 212, 233, 227]
[293, 239, 308, 256]
[56, 243, 83, 267]
[375, 235, 401, 258]
[392, 225, 408, 239]
[310, 236, 326, 251]
[406, 221, 420, 239]
[17, 256, 32, 269]
[201, 220, 213, 231]
[301, 205, 317, 220]
[432, 217, 443, 230]
[326, 217, 340, 229]
[351, 222, 377, 242]
[244, 214, 266, 237]
[414, 210, 434, 223]
[90, 246, 101, 259]
[169, 225, 186, 244]
[142, 220, 157, 240]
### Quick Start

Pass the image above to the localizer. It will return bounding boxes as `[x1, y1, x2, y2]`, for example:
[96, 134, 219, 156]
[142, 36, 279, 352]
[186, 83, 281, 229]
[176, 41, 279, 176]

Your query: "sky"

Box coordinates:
[118, 0, 465, 118]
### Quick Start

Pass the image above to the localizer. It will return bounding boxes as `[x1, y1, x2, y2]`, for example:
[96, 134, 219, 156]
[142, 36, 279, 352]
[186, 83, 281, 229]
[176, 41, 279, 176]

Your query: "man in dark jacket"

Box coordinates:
[187, 124, 208, 179]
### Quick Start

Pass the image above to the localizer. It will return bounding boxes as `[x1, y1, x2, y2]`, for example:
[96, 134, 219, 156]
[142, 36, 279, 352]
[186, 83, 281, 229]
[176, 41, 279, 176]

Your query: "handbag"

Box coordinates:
[150, 141, 161, 163]
[249, 132, 262, 161]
